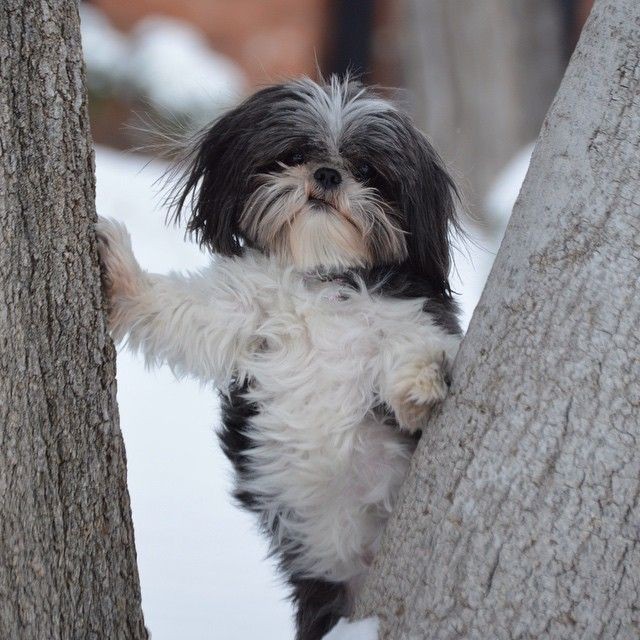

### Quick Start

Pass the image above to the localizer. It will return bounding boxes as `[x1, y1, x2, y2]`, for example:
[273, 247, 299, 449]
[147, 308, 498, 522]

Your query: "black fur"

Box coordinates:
[290, 578, 348, 640]
[339, 108, 459, 300]
[172, 84, 310, 255]
[218, 381, 260, 511]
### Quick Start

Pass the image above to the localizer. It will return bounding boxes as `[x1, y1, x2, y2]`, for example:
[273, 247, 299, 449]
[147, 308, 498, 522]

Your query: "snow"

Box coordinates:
[485, 143, 534, 230]
[322, 617, 380, 639]
[450, 229, 497, 331]
[128, 17, 245, 122]
[80, 7, 246, 123]
[94, 141, 530, 638]
[450, 143, 534, 328]
[79, 4, 129, 93]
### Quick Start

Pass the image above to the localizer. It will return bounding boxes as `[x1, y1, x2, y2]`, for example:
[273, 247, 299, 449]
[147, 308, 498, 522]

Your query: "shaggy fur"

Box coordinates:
[97, 75, 461, 640]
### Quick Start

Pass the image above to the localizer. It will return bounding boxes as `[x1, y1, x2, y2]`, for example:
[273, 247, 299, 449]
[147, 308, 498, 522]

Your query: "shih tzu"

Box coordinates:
[97, 75, 462, 640]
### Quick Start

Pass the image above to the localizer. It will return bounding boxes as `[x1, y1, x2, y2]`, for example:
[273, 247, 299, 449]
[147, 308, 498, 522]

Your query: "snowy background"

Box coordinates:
[83, 6, 531, 638]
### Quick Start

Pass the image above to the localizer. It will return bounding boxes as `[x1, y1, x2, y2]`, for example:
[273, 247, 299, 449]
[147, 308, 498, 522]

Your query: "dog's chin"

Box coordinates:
[277, 203, 372, 272]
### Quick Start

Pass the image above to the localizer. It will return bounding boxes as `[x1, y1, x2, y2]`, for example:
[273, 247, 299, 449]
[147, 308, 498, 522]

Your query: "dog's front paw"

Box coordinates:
[390, 357, 450, 433]
[96, 218, 146, 337]
[96, 217, 143, 302]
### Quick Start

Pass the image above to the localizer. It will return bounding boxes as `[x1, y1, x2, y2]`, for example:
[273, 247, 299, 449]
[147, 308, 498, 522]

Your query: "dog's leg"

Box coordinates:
[96, 217, 259, 385]
[290, 577, 348, 640]
[377, 324, 461, 433]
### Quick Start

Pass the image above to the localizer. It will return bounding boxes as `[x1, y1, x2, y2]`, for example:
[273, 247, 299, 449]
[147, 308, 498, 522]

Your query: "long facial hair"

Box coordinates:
[240, 164, 408, 271]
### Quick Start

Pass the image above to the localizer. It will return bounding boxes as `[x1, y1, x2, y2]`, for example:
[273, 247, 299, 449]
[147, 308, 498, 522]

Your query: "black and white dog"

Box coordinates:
[97, 76, 461, 640]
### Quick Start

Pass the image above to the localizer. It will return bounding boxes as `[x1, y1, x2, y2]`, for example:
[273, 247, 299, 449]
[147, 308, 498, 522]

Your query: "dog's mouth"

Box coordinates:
[308, 195, 332, 208]
[305, 196, 364, 238]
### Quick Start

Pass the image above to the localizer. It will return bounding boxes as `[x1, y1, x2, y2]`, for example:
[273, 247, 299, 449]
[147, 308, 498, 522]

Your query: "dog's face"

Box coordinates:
[174, 76, 457, 296]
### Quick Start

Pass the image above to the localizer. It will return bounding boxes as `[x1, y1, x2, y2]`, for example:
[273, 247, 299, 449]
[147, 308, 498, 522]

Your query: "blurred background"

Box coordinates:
[80, 1, 594, 637]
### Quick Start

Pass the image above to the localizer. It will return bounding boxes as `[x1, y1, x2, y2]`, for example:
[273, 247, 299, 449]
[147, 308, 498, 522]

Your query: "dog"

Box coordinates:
[97, 75, 462, 640]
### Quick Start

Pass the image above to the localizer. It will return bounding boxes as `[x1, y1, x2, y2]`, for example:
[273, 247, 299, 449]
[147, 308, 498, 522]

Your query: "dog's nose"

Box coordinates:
[314, 167, 342, 190]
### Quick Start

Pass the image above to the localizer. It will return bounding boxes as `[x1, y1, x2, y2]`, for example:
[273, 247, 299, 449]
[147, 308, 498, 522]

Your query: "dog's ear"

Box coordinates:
[352, 104, 459, 299]
[171, 84, 299, 255]
[170, 105, 252, 255]
[399, 126, 459, 299]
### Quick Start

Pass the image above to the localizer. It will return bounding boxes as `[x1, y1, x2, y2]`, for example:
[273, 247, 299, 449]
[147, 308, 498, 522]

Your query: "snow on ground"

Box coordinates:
[485, 144, 534, 230]
[94, 143, 530, 639]
[449, 228, 496, 331]
[322, 617, 379, 639]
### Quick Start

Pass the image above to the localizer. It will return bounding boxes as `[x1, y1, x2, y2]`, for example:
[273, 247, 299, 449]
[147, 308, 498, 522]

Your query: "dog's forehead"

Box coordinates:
[283, 79, 395, 149]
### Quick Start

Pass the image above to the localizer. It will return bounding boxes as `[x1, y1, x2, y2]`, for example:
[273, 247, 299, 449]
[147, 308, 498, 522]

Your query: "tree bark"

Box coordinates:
[401, 0, 564, 225]
[0, 2, 147, 638]
[356, 0, 640, 637]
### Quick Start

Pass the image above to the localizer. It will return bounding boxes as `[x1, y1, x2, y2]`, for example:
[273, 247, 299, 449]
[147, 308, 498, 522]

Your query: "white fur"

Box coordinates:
[299, 76, 391, 147]
[97, 217, 459, 585]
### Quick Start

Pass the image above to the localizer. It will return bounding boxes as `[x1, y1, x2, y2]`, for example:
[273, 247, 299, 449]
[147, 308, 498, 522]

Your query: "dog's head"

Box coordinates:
[172, 76, 458, 297]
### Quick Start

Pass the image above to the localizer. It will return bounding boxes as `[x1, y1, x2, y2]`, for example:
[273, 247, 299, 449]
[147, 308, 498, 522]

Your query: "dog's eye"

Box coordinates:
[283, 149, 305, 166]
[355, 162, 373, 181]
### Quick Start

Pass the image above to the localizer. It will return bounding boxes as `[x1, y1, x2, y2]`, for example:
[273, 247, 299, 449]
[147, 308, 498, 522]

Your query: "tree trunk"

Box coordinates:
[401, 0, 564, 226]
[356, 0, 640, 637]
[0, 2, 147, 638]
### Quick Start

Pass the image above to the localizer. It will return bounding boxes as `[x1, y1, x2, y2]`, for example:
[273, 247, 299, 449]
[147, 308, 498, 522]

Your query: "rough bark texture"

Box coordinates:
[0, 2, 147, 638]
[356, 0, 640, 637]
[402, 0, 564, 223]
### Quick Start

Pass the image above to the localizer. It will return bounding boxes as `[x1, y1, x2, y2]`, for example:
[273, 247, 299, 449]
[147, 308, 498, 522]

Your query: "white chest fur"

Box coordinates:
[238, 273, 420, 582]
[214, 256, 457, 583]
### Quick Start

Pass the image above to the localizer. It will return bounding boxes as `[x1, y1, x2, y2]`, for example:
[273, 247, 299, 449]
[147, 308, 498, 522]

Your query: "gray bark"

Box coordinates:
[356, 0, 640, 637]
[401, 0, 564, 225]
[0, 2, 147, 638]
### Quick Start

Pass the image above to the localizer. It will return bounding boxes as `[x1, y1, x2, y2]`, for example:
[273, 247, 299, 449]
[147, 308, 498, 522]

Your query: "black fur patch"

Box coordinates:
[290, 577, 348, 640]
